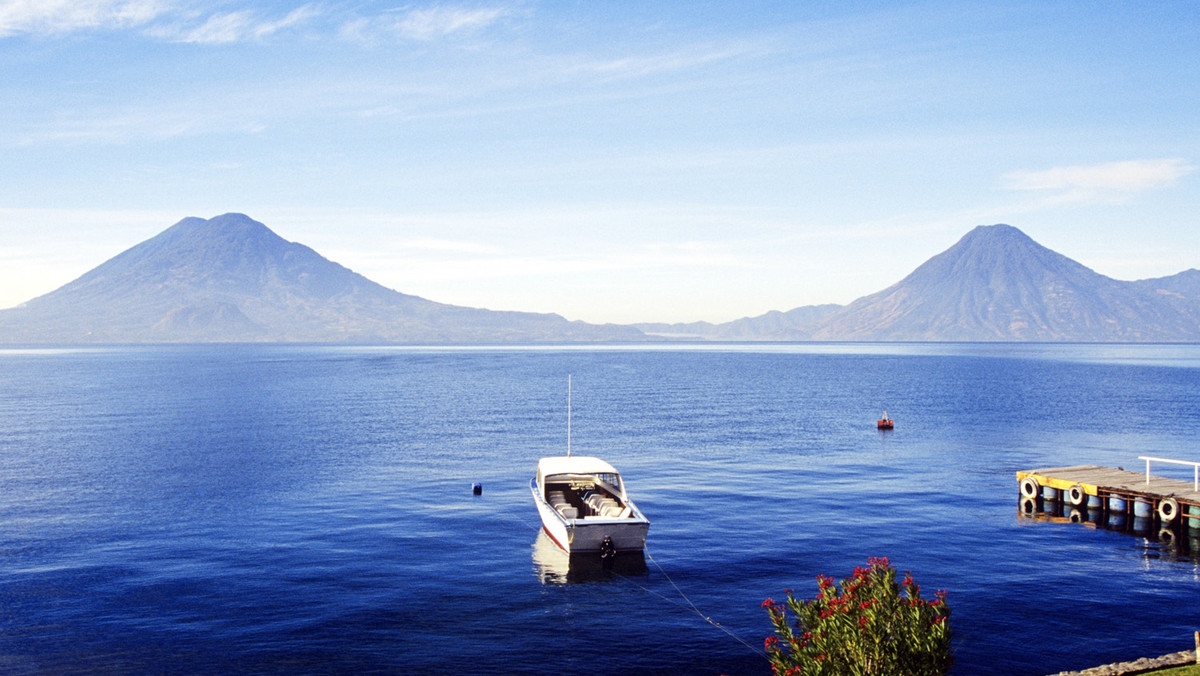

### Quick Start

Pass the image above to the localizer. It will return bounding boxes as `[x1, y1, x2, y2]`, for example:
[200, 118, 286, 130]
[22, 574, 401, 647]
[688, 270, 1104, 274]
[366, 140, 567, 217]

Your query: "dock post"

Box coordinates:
[1133, 500, 1152, 519]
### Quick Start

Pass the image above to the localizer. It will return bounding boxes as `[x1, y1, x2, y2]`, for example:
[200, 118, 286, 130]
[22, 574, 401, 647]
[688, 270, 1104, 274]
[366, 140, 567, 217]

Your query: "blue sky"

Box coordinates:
[1, 1, 1197, 323]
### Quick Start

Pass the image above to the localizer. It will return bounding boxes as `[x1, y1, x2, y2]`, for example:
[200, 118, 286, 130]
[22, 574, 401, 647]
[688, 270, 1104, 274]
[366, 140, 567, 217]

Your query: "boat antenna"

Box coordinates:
[567, 374, 572, 457]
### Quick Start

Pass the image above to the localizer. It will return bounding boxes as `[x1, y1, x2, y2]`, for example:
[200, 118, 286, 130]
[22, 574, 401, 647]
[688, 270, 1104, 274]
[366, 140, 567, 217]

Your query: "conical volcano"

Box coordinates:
[809, 224, 1200, 341]
[0, 213, 643, 343]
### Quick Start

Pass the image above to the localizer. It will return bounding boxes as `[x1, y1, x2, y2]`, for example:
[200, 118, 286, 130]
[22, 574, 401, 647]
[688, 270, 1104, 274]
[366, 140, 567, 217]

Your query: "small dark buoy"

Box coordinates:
[472, 483, 482, 495]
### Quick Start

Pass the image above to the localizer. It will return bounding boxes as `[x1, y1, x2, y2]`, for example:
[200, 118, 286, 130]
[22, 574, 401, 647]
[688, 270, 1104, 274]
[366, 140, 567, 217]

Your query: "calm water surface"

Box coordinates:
[2, 343, 1199, 674]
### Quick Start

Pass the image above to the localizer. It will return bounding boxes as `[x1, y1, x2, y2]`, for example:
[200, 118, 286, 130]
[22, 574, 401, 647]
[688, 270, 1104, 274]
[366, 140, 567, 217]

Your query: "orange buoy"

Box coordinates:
[877, 410, 893, 430]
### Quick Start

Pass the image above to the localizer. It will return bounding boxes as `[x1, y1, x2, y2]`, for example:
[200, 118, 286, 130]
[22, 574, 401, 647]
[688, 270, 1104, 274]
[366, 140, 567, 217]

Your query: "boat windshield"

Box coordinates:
[596, 472, 620, 492]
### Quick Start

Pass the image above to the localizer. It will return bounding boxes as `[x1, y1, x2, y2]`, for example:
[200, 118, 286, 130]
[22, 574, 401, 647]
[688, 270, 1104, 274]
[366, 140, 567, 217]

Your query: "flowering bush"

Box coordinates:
[762, 557, 951, 676]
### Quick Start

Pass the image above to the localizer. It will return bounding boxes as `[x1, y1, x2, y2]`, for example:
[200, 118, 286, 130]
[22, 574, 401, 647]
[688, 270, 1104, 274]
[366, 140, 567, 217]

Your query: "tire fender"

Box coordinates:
[1019, 476, 1040, 499]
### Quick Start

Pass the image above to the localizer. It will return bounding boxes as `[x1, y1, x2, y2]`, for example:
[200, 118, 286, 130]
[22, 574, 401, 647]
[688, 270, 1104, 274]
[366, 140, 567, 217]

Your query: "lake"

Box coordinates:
[2, 343, 1199, 674]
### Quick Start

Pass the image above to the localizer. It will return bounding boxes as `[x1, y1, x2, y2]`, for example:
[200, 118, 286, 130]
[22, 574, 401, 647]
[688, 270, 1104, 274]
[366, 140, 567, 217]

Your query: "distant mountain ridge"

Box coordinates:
[0, 213, 643, 343]
[637, 304, 842, 340]
[1, 216, 1197, 343]
[641, 225, 1200, 342]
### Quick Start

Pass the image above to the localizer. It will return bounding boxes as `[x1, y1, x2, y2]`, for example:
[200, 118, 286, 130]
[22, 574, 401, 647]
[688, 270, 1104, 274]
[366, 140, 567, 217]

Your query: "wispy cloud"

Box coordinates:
[0, 1, 319, 42]
[339, 5, 509, 44]
[157, 5, 320, 44]
[0, 0, 169, 36]
[165, 10, 253, 44]
[397, 6, 507, 41]
[1003, 158, 1195, 203]
[557, 40, 769, 81]
[0, 2, 511, 44]
[8, 102, 267, 146]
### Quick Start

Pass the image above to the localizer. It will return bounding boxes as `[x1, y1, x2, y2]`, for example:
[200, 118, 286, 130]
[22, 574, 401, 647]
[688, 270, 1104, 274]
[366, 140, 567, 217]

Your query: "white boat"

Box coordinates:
[530, 454, 650, 555]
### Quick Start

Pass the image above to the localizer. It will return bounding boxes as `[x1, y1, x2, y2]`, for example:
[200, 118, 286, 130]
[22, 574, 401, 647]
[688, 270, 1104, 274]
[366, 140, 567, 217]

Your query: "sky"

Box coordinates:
[1, 1, 1197, 324]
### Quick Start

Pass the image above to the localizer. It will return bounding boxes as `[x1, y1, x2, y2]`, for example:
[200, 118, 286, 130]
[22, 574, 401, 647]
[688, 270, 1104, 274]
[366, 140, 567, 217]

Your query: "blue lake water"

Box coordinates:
[2, 343, 1200, 675]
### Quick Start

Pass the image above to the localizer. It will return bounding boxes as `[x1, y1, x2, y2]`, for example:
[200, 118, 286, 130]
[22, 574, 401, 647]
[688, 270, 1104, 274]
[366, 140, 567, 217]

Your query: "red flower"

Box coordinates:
[762, 598, 774, 608]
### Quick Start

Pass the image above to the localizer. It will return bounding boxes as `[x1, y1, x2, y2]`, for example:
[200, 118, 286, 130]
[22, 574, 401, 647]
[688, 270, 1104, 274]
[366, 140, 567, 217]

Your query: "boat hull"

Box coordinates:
[530, 479, 649, 554]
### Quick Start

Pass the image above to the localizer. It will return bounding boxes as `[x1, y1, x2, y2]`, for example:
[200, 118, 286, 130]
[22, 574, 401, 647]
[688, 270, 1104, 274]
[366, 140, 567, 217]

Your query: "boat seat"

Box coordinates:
[558, 506, 578, 519]
[601, 504, 623, 517]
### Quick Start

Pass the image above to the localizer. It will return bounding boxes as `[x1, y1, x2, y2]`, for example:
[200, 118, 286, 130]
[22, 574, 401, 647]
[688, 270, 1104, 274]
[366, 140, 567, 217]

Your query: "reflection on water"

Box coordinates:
[531, 531, 648, 584]
[1018, 497, 1200, 560]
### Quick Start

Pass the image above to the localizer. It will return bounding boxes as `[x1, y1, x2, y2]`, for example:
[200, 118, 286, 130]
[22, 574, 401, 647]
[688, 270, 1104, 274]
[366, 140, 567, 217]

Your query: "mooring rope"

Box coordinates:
[604, 562, 697, 613]
[504, 509, 543, 532]
[634, 544, 770, 661]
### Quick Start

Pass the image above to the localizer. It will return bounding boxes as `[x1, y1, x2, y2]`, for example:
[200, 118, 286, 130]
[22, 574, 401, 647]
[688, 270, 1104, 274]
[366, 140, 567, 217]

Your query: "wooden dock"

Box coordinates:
[1016, 461, 1200, 543]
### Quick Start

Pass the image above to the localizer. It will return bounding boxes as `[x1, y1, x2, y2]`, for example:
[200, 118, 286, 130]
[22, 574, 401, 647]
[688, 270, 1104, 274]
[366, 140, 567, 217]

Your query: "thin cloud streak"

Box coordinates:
[0, 0, 168, 36]
[337, 5, 511, 44]
[1003, 159, 1195, 203]
[396, 6, 507, 41]
[1, 1, 321, 43]
[555, 40, 769, 80]
[6, 103, 268, 146]
[166, 5, 320, 44]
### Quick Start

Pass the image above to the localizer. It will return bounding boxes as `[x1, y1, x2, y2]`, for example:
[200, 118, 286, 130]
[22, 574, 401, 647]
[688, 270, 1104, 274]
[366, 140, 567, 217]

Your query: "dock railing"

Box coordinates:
[1137, 455, 1200, 491]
